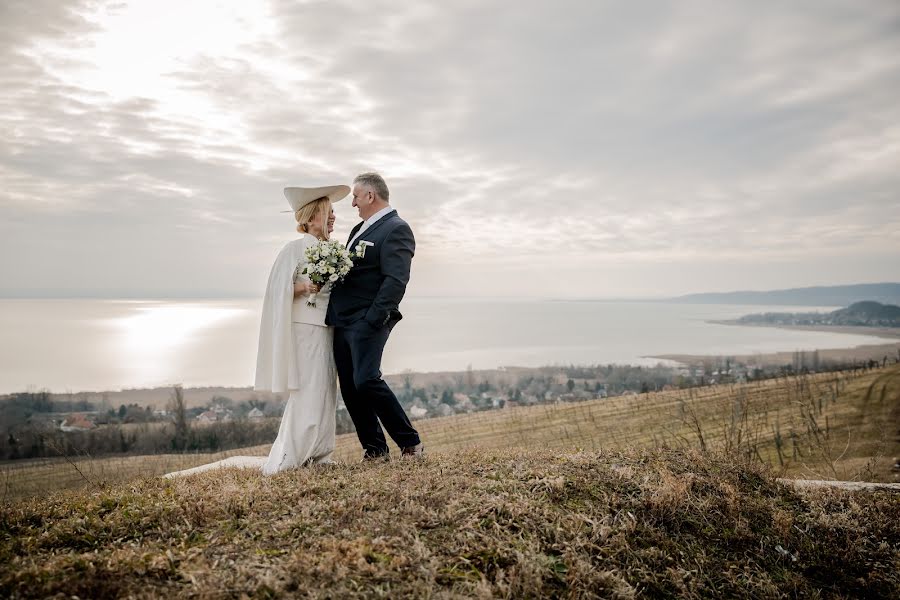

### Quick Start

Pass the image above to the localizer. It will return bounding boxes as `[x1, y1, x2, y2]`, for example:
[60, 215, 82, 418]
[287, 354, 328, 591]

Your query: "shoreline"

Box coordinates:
[652, 321, 900, 367]
[708, 319, 900, 339]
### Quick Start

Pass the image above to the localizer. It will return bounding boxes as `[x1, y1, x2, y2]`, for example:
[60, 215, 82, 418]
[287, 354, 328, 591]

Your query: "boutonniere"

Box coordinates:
[353, 240, 374, 259]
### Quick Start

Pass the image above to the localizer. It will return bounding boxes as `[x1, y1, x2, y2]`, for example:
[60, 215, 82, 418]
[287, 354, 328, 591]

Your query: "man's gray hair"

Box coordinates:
[354, 172, 389, 202]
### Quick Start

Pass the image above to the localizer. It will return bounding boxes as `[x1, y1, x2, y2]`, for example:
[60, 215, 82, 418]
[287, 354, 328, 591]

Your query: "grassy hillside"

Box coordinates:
[2, 448, 898, 598]
[5, 365, 899, 501]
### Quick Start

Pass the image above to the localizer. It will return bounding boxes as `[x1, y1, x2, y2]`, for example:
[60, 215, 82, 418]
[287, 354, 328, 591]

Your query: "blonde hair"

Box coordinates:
[295, 197, 332, 240]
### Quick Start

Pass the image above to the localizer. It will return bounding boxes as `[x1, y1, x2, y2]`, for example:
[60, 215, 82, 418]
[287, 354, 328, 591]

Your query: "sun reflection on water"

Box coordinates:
[109, 302, 248, 386]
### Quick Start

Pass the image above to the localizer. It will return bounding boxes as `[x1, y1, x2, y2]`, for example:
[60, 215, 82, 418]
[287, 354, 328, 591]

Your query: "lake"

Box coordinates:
[0, 298, 888, 394]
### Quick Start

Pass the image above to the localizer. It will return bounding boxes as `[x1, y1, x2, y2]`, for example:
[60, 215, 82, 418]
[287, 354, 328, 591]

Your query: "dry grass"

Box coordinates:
[330, 366, 900, 482]
[5, 365, 898, 502]
[2, 448, 898, 598]
[1, 445, 269, 502]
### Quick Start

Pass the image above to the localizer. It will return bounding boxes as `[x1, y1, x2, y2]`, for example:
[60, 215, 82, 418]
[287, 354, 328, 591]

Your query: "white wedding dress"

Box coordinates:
[261, 323, 336, 473]
[254, 233, 337, 474]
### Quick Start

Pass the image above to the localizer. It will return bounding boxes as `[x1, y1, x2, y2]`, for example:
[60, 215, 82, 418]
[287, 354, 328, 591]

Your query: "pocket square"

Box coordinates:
[354, 240, 375, 258]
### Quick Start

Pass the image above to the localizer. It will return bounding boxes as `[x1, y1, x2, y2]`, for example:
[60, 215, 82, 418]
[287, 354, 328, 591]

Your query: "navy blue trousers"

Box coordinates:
[333, 320, 420, 457]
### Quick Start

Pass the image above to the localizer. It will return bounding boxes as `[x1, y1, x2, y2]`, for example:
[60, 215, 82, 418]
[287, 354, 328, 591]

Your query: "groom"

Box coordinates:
[326, 172, 423, 459]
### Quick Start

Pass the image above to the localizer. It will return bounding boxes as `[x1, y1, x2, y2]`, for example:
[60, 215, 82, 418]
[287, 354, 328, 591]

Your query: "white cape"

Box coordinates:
[254, 237, 313, 393]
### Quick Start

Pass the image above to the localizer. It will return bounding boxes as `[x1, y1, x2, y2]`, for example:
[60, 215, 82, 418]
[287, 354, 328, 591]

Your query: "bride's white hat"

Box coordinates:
[283, 185, 350, 212]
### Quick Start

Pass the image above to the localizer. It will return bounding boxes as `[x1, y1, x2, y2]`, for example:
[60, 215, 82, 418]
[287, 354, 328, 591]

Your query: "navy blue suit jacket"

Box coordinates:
[326, 210, 415, 328]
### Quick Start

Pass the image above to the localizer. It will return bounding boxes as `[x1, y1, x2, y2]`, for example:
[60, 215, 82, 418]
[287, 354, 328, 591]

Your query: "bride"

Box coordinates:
[254, 184, 350, 474]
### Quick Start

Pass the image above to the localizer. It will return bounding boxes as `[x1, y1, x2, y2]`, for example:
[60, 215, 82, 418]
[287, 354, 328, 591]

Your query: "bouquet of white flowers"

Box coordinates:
[297, 240, 355, 307]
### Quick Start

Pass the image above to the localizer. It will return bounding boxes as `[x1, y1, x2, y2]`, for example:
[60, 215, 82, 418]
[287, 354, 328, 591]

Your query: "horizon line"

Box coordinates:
[1, 281, 897, 303]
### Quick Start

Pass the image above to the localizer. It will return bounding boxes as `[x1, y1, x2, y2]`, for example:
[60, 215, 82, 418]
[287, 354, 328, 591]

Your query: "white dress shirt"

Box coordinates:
[349, 206, 395, 247]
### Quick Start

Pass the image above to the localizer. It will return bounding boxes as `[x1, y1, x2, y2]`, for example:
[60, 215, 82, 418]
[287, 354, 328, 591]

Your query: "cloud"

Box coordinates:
[1, 0, 898, 298]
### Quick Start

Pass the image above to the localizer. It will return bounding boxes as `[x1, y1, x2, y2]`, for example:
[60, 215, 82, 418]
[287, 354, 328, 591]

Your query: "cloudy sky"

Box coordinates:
[1, 0, 898, 299]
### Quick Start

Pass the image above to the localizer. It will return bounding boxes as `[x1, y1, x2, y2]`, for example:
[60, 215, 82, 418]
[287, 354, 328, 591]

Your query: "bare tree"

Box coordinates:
[168, 385, 188, 451]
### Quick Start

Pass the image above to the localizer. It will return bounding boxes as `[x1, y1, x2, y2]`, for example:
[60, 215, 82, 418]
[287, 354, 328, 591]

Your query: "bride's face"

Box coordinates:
[307, 208, 335, 238]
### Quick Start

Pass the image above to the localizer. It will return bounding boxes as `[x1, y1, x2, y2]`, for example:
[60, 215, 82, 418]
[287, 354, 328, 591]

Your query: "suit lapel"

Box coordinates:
[346, 221, 364, 247]
[356, 209, 397, 242]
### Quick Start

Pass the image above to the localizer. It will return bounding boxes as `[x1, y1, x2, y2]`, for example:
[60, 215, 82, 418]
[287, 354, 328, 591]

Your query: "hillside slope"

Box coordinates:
[2, 449, 898, 598]
[6, 365, 899, 501]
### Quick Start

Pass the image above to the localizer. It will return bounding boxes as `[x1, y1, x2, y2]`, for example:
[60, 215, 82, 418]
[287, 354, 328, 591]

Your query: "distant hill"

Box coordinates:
[668, 283, 900, 306]
[737, 301, 900, 327]
[831, 301, 900, 325]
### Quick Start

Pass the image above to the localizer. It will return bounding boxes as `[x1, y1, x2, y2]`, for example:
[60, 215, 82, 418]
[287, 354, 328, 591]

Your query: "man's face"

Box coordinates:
[351, 184, 375, 220]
